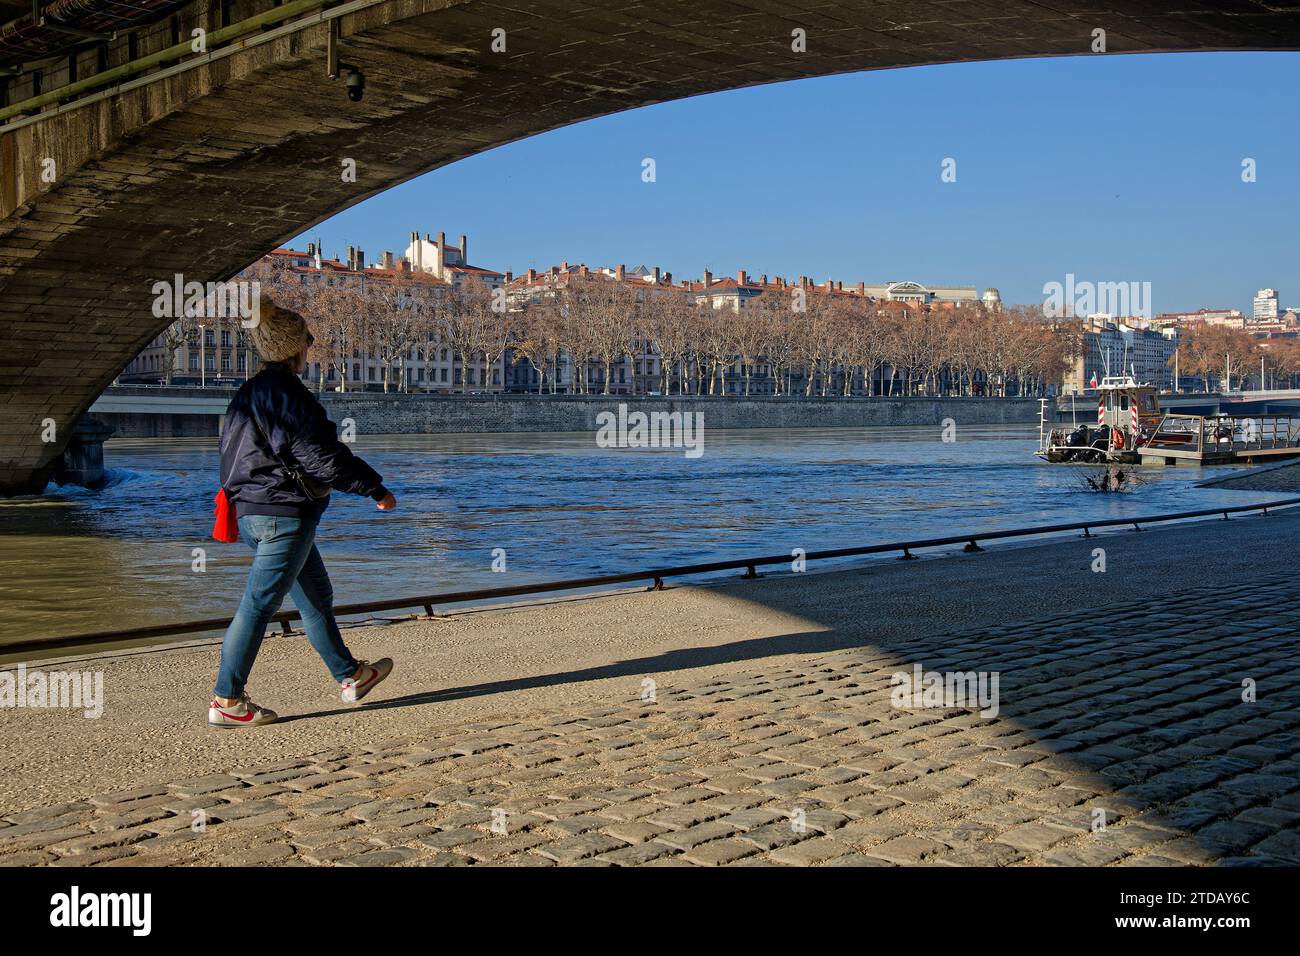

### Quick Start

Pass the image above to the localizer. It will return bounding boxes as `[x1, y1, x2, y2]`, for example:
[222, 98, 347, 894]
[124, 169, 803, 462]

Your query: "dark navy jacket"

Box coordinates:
[219, 363, 387, 518]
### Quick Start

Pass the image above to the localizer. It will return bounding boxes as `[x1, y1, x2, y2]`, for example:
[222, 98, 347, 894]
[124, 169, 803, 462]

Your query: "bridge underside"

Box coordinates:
[1, 0, 1298, 494]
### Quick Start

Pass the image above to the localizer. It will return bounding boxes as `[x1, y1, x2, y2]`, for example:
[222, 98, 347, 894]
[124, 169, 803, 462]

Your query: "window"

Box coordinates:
[189, 354, 199, 371]
[221, 353, 231, 371]
[204, 330, 215, 347]
[205, 355, 215, 371]
[221, 330, 231, 347]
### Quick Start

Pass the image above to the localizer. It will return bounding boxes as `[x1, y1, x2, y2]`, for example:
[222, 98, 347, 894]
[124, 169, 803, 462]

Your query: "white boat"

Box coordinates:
[1038, 375, 1300, 466]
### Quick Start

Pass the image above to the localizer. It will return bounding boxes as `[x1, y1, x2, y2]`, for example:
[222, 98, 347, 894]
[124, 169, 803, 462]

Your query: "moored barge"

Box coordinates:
[1038, 375, 1300, 466]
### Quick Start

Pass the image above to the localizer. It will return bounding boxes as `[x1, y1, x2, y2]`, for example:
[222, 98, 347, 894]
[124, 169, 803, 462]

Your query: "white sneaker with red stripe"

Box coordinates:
[341, 658, 393, 703]
[208, 694, 279, 727]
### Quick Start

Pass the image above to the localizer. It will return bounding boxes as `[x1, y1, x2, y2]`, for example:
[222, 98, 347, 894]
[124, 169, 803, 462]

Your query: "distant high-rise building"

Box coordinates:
[1253, 288, 1280, 321]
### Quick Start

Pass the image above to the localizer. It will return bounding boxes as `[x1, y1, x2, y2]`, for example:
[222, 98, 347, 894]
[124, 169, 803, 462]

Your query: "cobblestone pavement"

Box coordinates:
[4, 579, 1299, 867]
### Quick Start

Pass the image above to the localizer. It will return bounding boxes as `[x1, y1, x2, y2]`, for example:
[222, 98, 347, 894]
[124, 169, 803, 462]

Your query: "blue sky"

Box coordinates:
[292, 51, 1298, 315]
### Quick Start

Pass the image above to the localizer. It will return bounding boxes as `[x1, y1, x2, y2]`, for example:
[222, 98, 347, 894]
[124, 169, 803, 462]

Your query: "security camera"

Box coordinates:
[344, 68, 365, 102]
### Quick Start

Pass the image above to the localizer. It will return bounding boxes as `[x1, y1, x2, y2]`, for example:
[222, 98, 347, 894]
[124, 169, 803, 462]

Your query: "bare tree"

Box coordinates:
[796, 293, 839, 397]
[751, 289, 799, 396]
[1178, 322, 1260, 392]
[368, 270, 437, 392]
[510, 300, 562, 394]
[592, 281, 640, 395]
[641, 289, 695, 395]
[295, 278, 366, 392]
[554, 284, 594, 394]
[442, 278, 496, 393]
[562, 276, 639, 395]
[729, 301, 768, 396]
[480, 294, 514, 393]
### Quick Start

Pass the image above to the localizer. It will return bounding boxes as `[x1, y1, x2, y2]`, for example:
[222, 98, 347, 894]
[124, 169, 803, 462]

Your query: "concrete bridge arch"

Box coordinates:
[1, 0, 1297, 493]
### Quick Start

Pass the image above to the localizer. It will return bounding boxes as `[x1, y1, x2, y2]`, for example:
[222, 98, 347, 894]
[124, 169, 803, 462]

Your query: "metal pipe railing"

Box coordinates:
[0, 0, 329, 122]
[7, 495, 1300, 659]
[0, 0, 391, 131]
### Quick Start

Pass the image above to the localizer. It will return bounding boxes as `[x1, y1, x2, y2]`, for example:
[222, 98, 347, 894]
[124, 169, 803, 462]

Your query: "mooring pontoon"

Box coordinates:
[1038, 375, 1300, 466]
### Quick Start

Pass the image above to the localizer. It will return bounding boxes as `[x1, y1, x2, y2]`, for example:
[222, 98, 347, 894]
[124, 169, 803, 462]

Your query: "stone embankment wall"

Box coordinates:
[98, 392, 1041, 438]
[317, 394, 1041, 434]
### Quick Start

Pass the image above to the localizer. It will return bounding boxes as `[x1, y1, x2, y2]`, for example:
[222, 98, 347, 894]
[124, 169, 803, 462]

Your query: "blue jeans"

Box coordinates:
[213, 514, 359, 699]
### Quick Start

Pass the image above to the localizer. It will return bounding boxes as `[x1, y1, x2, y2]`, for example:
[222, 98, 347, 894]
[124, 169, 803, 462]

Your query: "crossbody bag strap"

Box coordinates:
[247, 397, 330, 499]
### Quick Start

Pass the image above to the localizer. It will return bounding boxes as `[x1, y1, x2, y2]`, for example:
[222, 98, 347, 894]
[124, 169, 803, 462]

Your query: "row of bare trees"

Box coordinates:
[230, 260, 1075, 397]
[1176, 323, 1300, 390]
[513, 281, 1074, 398]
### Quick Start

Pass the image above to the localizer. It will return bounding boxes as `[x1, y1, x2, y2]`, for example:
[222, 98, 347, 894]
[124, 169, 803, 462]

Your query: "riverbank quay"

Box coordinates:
[90, 388, 1040, 438]
[2, 508, 1298, 866]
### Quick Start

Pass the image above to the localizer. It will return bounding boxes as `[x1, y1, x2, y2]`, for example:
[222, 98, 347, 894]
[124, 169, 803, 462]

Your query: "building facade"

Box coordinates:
[118, 318, 257, 387]
[1151, 308, 1245, 330]
[1253, 288, 1280, 322]
[122, 239, 1001, 397]
[1063, 316, 1178, 394]
[120, 230, 506, 391]
[860, 281, 995, 308]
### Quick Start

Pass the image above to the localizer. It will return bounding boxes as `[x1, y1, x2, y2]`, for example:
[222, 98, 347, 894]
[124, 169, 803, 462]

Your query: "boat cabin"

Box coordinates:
[1096, 375, 1161, 449]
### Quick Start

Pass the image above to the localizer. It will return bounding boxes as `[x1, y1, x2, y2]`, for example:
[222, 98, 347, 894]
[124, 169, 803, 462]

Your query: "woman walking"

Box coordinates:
[209, 294, 396, 727]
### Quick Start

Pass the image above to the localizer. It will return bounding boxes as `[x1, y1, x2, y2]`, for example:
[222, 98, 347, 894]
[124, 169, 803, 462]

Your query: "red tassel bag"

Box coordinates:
[212, 489, 240, 543]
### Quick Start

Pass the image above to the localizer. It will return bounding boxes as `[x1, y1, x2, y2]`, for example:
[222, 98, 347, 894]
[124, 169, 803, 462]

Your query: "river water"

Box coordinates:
[0, 425, 1276, 649]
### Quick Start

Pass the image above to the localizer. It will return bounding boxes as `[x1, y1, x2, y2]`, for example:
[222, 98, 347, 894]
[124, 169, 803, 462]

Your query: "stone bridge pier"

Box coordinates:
[2, 0, 1298, 494]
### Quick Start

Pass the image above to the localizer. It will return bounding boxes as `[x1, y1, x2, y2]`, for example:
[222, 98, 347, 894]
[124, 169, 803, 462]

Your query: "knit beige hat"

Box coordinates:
[249, 293, 314, 363]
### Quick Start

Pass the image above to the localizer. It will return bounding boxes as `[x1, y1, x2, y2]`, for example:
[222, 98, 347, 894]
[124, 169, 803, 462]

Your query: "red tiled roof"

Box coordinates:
[267, 251, 944, 309]
[506, 264, 681, 293]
